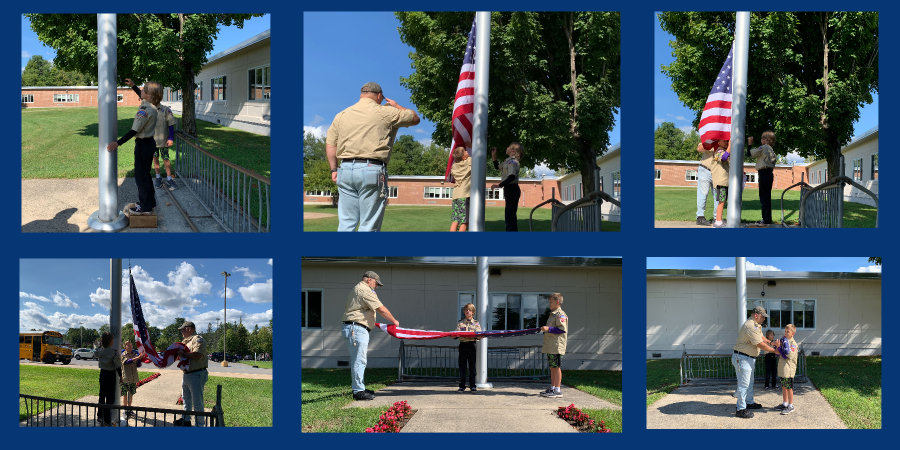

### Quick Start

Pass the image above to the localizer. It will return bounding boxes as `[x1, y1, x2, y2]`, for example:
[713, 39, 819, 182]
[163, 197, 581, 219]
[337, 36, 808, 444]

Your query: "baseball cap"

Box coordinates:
[361, 82, 383, 94]
[178, 321, 196, 330]
[363, 270, 384, 286]
[752, 306, 768, 318]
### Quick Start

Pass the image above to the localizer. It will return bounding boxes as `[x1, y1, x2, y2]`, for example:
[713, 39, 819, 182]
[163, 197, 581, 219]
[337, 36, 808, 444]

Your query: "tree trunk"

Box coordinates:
[578, 141, 597, 197]
[178, 14, 197, 136]
[562, 12, 579, 138]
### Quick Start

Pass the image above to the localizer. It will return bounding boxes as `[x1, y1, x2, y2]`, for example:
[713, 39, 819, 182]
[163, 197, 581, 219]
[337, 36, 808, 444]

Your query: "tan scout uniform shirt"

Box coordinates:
[326, 98, 418, 161]
[711, 154, 730, 188]
[342, 281, 383, 330]
[153, 104, 177, 148]
[456, 317, 482, 342]
[132, 101, 159, 139]
[699, 148, 716, 171]
[499, 157, 520, 185]
[777, 337, 800, 378]
[182, 334, 208, 372]
[451, 158, 472, 199]
[733, 318, 764, 357]
[750, 144, 776, 171]
[542, 308, 569, 355]
[121, 351, 141, 384]
[96, 347, 123, 372]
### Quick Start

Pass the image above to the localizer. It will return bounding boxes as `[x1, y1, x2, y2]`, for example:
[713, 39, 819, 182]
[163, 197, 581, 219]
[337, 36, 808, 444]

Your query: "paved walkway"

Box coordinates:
[345, 381, 621, 433]
[655, 221, 796, 228]
[647, 380, 845, 429]
[22, 177, 225, 232]
[304, 212, 336, 219]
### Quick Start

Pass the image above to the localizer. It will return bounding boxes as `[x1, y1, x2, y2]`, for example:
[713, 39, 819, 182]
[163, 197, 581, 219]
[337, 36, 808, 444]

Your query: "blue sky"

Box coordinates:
[303, 12, 620, 176]
[20, 259, 273, 333]
[654, 13, 878, 163]
[21, 14, 271, 72]
[647, 257, 880, 273]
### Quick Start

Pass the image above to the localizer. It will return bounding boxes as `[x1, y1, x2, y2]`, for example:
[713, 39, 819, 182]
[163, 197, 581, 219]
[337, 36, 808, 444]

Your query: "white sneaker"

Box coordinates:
[781, 404, 794, 415]
[540, 390, 561, 398]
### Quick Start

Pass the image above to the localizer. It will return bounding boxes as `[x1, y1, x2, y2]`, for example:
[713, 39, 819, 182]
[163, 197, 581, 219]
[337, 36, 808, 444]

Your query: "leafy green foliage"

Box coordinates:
[659, 12, 878, 178]
[64, 326, 100, 348]
[396, 12, 620, 190]
[22, 55, 95, 86]
[20, 365, 154, 420]
[654, 122, 702, 161]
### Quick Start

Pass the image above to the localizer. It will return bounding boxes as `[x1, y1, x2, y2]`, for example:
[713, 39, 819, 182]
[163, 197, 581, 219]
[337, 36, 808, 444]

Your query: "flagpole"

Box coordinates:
[736, 257, 747, 328]
[475, 256, 492, 388]
[469, 11, 491, 232]
[727, 12, 750, 228]
[110, 258, 123, 420]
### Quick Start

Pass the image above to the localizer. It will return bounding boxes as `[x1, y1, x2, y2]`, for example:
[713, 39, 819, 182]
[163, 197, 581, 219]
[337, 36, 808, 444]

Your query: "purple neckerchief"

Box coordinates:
[547, 327, 565, 334]
[777, 336, 791, 359]
[123, 349, 143, 367]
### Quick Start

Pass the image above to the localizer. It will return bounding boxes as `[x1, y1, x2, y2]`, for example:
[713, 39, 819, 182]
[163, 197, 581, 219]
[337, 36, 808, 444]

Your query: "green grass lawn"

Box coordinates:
[207, 375, 272, 427]
[655, 187, 877, 227]
[806, 356, 881, 429]
[304, 204, 621, 232]
[646, 359, 681, 408]
[301, 368, 622, 433]
[19, 365, 154, 420]
[22, 107, 269, 179]
[236, 361, 273, 369]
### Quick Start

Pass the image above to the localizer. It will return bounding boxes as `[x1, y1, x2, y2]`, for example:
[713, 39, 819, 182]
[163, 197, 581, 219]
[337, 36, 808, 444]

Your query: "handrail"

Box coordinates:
[551, 191, 620, 232]
[800, 175, 878, 228]
[779, 172, 811, 228]
[529, 198, 564, 231]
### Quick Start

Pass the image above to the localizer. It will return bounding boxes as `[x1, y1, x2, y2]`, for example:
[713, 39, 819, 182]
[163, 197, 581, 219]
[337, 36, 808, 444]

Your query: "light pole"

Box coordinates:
[221, 272, 231, 367]
[79, 322, 84, 348]
[216, 317, 220, 351]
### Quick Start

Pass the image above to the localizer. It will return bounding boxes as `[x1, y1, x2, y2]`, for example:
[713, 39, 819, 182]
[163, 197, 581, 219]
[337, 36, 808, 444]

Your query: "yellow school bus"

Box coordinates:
[20, 331, 72, 364]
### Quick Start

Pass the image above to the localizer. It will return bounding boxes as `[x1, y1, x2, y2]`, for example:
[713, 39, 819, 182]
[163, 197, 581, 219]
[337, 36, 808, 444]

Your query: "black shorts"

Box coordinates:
[781, 377, 794, 389]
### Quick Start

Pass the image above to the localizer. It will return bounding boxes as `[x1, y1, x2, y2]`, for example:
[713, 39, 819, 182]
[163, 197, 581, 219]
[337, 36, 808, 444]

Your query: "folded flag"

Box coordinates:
[129, 273, 190, 370]
[777, 336, 792, 359]
[376, 323, 564, 340]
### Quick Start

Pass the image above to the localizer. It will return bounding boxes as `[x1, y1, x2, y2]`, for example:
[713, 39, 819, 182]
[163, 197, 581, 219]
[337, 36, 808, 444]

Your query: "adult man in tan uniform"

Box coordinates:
[731, 306, 778, 418]
[326, 82, 421, 231]
[341, 271, 400, 400]
[176, 321, 208, 426]
[540, 293, 568, 398]
[694, 143, 720, 226]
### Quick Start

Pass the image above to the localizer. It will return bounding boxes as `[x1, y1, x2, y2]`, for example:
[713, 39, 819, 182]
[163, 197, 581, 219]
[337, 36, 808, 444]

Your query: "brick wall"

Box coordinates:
[655, 160, 806, 190]
[21, 88, 143, 108]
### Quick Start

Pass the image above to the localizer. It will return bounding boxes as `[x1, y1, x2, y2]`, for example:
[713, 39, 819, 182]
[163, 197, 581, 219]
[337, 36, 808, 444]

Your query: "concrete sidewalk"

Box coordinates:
[655, 221, 796, 228]
[647, 380, 845, 429]
[22, 177, 225, 232]
[346, 381, 621, 433]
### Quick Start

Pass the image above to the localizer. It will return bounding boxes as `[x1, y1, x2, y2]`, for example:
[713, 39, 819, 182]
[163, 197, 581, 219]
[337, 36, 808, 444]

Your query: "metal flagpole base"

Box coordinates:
[87, 210, 129, 231]
[475, 382, 493, 389]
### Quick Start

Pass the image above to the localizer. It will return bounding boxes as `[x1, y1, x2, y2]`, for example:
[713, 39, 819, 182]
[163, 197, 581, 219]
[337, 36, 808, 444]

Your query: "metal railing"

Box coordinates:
[528, 198, 564, 231]
[20, 385, 225, 427]
[800, 156, 879, 228]
[398, 341, 548, 381]
[551, 191, 620, 232]
[172, 132, 270, 232]
[680, 348, 807, 385]
[779, 172, 811, 227]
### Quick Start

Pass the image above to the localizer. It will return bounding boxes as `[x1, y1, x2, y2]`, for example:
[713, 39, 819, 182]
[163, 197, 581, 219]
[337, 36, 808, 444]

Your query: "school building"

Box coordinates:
[301, 257, 623, 370]
[556, 143, 621, 222]
[21, 86, 143, 108]
[304, 175, 562, 209]
[162, 29, 270, 136]
[805, 126, 878, 206]
[647, 269, 881, 359]
[654, 160, 807, 190]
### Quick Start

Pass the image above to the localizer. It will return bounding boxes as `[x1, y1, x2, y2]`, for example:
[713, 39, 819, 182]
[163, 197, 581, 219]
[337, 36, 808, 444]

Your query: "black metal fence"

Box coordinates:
[680, 348, 808, 385]
[551, 191, 621, 232]
[20, 385, 225, 427]
[398, 341, 548, 381]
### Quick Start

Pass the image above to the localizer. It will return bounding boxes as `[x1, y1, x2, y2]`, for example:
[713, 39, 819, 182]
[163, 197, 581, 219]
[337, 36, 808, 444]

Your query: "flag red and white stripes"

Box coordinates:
[376, 323, 563, 340]
[129, 273, 190, 370]
[699, 43, 735, 145]
[444, 16, 478, 182]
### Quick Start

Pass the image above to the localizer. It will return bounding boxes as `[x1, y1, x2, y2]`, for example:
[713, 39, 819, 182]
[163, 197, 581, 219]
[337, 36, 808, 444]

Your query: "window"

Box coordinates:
[685, 170, 698, 181]
[195, 81, 203, 101]
[249, 64, 270, 101]
[613, 171, 621, 197]
[53, 94, 79, 103]
[747, 298, 816, 330]
[458, 292, 553, 330]
[578, 182, 583, 200]
[853, 157, 863, 181]
[655, 169, 661, 180]
[424, 187, 452, 199]
[301, 290, 322, 328]
[305, 190, 332, 197]
[22, 94, 34, 103]
[211, 75, 227, 101]
[116, 93, 124, 102]
[387, 186, 398, 198]
[871, 154, 878, 180]
[486, 188, 504, 200]
[599, 176, 603, 194]
[746, 172, 758, 183]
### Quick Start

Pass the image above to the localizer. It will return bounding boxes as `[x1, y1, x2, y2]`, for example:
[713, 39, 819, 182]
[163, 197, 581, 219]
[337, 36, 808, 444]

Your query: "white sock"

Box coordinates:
[168, 176, 173, 180]
[788, 403, 793, 408]
[156, 174, 161, 178]
[554, 386, 561, 393]
[715, 221, 723, 225]
[783, 402, 788, 407]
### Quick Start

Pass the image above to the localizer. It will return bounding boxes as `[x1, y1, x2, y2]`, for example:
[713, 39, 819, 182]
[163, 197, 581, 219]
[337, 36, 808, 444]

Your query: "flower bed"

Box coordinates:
[556, 404, 610, 433]
[365, 401, 416, 433]
[136, 372, 161, 388]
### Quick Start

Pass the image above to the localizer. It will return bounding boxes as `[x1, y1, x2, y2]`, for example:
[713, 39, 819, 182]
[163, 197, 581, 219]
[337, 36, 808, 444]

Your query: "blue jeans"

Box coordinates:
[182, 370, 208, 427]
[696, 166, 719, 217]
[732, 353, 755, 410]
[337, 161, 387, 231]
[342, 323, 370, 393]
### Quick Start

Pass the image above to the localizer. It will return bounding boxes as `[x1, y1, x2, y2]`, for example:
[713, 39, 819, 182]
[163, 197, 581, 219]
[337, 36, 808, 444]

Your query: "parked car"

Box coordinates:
[73, 348, 96, 360]
[209, 352, 241, 363]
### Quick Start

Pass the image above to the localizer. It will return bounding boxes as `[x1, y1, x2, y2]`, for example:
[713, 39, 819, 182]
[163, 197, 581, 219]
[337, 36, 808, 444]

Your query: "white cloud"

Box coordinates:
[533, 164, 555, 176]
[19, 300, 119, 333]
[856, 265, 881, 273]
[20, 292, 50, 302]
[50, 291, 79, 308]
[678, 125, 694, 134]
[185, 308, 272, 331]
[713, 261, 782, 271]
[785, 151, 804, 164]
[675, 115, 687, 121]
[24, 302, 42, 312]
[22, 51, 29, 58]
[267, 259, 273, 266]
[418, 138, 433, 146]
[309, 114, 325, 127]
[239, 279, 272, 304]
[233, 266, 263, 283]
[654, 118, 664, 124]
[413, 128, 427, 134]
[304, 125, 328, 139]
[218, 287, 235, 299]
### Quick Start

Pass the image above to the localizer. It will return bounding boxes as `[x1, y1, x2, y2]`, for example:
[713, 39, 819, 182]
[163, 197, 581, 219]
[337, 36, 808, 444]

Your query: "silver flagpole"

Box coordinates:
[475, 256, 492, 388]
[736, 257, 747, 328]
[469, 12, 491, 232]
[727, 12, 750, 228]
[110, 259, 123, 420]
[89, 14, 128, 231]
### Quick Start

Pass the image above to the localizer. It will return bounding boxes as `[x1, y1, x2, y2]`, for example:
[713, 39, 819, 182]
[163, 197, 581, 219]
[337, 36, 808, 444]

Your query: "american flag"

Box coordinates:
[376, 323, 564, 340]
[129, 274, 190, 369]
[699, 43, 735, 145]
[444, 16, 478, 182]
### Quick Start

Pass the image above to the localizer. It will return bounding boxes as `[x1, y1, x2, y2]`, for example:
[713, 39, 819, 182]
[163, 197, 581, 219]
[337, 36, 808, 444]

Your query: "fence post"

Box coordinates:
[215, 384, 224, 427]
[398, 340, 405, 381]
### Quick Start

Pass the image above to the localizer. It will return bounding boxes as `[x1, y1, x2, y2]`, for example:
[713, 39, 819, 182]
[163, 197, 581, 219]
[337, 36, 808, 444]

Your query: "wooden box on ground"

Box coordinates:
[124, 203, 157, 228]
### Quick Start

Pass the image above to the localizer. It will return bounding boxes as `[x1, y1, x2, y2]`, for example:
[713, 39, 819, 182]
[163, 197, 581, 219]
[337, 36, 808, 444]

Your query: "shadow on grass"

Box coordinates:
[77, 117, 137, 140]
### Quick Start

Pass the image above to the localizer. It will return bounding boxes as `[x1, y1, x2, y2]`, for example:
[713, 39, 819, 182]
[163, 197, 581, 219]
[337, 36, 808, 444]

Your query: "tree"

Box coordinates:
[21, 56, 54, 86]
[303, 132, 337, 205]
[659, 12, 878, 181]
[99, 324, 110, 335]
[25, 13, 264, 136]
[397, 12, 620, 192]
[868, 257, 881, 265]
